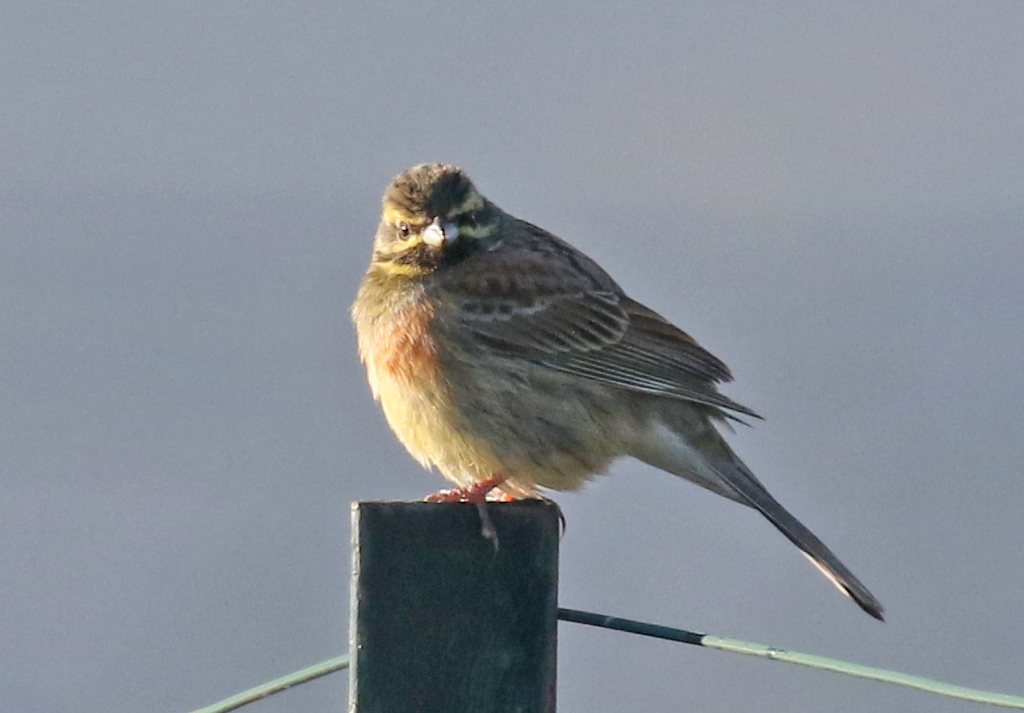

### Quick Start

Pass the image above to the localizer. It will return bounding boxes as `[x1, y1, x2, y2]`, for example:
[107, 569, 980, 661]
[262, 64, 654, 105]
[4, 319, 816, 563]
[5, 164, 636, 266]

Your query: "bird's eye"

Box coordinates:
[397, 222, 411, 237]
[461, 212, 479, 228]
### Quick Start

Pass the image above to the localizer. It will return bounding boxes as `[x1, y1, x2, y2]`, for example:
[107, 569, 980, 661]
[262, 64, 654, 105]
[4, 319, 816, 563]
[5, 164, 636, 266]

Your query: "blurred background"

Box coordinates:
[2, 3, 1023, 712]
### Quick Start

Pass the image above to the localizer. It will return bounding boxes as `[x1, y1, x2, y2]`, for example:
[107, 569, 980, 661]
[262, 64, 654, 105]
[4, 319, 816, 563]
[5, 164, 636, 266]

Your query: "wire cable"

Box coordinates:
[186, 654, 350, 713]
[558, 608, 1024, 709]
[186, 609, 1024, 712]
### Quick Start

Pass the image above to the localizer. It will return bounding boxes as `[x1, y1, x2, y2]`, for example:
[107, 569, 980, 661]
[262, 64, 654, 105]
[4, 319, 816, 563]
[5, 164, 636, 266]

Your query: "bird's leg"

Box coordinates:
[423, 475, 508, 503]
[425, 475, 508, 551]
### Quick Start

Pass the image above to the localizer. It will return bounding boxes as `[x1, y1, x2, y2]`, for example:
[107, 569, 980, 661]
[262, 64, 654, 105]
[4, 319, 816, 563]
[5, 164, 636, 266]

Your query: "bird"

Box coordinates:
[351, 163, 884, 620]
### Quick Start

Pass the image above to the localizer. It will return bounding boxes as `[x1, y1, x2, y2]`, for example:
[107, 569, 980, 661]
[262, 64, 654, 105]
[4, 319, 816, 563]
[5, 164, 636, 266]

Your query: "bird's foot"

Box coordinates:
[424, 475, 509, 503]
[486, 490, 517, 502]
[425, 476, 509, 551]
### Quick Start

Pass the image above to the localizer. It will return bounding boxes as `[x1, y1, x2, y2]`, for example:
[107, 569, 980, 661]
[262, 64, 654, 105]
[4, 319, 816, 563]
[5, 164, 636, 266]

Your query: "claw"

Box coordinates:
[537, 495, 567, 536]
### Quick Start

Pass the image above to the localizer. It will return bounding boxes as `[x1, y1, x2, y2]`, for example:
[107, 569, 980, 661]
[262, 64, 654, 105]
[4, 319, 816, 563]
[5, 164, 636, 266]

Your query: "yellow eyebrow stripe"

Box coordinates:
[382, 191, 485, 226]
[382, 204, 422, 226]
[449, 192, 485, 215]
[457, 224, 496, 239]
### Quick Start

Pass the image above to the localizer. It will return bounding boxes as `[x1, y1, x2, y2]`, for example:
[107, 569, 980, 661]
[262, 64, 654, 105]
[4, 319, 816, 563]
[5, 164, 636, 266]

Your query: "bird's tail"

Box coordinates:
[728, 465, 885, 620]
[633, 421, 884, 620]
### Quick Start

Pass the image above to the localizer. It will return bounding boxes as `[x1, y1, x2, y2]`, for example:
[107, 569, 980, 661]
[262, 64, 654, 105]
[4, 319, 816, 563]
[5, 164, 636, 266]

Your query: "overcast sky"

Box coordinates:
[2, 3, 1023, 712]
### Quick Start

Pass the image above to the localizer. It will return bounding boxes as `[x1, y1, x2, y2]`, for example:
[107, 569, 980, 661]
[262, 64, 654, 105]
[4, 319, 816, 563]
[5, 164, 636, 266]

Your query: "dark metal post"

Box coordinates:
[349, 501, 559, 713]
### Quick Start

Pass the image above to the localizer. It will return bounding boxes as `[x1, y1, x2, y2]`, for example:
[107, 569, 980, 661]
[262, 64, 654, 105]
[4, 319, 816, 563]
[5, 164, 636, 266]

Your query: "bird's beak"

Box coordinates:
[421, 217, 459, 248]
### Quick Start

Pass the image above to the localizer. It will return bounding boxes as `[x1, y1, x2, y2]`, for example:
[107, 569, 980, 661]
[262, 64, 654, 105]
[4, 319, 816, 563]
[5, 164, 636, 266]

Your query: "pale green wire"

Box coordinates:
[187, 654, 349, 713]
[186, 609, 1024, 713]
[559, 608, 1024, 710]
[702, 636, 1024, 709]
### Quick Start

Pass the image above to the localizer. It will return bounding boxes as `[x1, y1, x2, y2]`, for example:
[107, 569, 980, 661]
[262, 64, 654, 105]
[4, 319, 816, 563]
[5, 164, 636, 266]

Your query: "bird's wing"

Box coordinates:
[433, 232, 760, 419]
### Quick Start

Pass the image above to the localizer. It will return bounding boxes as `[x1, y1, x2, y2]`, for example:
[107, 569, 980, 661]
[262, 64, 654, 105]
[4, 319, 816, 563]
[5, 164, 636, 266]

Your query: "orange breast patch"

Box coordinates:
[360, 298, 444, 396]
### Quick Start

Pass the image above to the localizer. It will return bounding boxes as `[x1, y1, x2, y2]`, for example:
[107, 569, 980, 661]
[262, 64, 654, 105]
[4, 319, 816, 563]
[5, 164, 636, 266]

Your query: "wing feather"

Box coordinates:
[434, 227, 759, 419]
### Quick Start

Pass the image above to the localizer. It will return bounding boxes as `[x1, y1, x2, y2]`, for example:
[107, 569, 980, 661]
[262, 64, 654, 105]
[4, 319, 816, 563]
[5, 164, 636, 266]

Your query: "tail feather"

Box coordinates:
[730, 468, 885, 620]
[633, 421, 884, 620]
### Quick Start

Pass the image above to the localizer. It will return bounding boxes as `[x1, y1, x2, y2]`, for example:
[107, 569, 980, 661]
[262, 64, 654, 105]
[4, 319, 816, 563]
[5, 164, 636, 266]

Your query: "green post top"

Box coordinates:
[349, 500, 560, 713]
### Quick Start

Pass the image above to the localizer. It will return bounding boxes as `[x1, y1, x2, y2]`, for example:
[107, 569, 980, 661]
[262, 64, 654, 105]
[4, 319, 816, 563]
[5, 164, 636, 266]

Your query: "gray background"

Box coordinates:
[3, 3, 1023, 712]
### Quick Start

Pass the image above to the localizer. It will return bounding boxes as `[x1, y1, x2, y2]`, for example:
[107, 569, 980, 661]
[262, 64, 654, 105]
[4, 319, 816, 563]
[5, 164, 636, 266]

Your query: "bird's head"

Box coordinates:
[371, 164, 501, 274]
